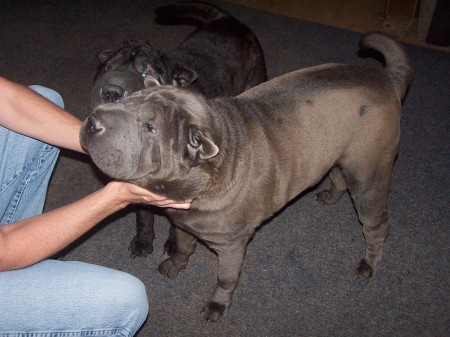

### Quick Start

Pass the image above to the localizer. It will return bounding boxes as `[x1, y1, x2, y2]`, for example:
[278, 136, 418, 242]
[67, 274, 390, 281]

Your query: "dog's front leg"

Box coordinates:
[158, 226, 197, 278]
[202, 241, 247, 322]
[129, 206, 155, 258]
[163, 224, 177, 256]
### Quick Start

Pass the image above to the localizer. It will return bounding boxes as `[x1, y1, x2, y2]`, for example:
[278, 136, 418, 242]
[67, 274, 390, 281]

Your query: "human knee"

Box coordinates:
[105, 271, 149, 333]
[0, 260, 149, 336]
[115, 273, 149, 312]
[71, 264, 149, 335]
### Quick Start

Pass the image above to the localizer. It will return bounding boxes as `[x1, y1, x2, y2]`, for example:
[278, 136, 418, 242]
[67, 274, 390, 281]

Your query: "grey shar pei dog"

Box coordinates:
[90, 1, 267, 258]
[81, 33, 412, 322]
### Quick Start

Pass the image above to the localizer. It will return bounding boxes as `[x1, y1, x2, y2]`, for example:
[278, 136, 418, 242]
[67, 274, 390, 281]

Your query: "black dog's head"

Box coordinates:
[90, 40, 198, 110]
[81, 86, 219, 199]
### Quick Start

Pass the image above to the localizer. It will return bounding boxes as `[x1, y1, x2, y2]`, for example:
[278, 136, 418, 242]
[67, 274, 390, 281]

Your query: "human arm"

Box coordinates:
[0, 181, 191, 272]
[0, 76, 191, 271]
[0, 75, 84, 152]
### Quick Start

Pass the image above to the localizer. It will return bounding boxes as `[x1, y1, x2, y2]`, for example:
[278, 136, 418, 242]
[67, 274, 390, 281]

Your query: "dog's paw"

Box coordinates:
[129, 237, 153, 258]
[158, 258, 182, 279]
[315, 190, 337, 205]
[354, 259, 374, 279]
[201, 301, 228, 322]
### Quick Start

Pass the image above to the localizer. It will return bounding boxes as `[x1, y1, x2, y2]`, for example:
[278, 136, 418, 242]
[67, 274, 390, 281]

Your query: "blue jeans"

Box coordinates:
[0, 86, 148, 336]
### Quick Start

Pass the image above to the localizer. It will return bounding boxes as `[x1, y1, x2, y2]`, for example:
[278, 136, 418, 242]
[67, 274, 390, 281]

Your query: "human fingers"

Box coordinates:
[148, 198, 192, 209]
[115, 181, 192, 208]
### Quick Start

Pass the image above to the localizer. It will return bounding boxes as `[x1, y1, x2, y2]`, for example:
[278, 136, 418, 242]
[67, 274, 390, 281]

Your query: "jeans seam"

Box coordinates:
[0, 145, 58, 224]
[0, 144, 55, 194]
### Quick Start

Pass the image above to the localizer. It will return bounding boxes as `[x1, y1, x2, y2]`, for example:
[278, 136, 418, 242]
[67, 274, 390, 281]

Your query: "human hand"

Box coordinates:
[106, 181, 192, 209]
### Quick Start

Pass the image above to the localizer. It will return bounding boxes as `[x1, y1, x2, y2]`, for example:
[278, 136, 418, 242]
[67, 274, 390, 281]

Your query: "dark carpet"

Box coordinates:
[1, 1, 449, 336]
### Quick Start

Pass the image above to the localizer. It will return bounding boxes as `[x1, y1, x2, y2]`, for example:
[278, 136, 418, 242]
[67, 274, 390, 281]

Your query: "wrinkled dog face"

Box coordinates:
[81, 87, 219, 191]
[90, 41, 199, 110]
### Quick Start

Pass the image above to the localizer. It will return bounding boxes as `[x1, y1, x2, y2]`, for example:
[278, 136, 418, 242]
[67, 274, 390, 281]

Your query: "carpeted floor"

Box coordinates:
[1, 1, 449, 336]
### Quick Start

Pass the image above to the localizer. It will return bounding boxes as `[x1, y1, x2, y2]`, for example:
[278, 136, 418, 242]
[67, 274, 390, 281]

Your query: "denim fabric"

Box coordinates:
[0, 85, 63, 224]
[0, 86, 149, 336]
[0, 129, 59, 223]
[0, 260, 149, 337]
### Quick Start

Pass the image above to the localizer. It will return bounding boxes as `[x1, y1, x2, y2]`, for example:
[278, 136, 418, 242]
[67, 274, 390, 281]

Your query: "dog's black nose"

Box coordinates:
[101, 85, 125, 104]
[86, 116, 104, 135]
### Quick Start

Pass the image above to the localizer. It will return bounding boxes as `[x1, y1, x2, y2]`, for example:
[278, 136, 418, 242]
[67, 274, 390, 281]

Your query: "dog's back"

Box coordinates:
[199, 33, 413, 219]
[155, 1, 268, 96]
[154, 1, 228, 24]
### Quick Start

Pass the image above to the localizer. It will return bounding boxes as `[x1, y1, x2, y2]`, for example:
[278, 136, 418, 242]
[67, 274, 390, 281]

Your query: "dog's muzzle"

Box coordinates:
[85, 116, 105, 136]
[101, 85, 125, 104]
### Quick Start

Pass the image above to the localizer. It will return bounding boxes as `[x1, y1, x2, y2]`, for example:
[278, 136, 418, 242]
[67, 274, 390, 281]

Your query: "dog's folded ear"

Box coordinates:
[187, 129, 219, 160]
[97, 41, 137, 67]
[173, 66, 198, 87]
[97, 49, 114, 63]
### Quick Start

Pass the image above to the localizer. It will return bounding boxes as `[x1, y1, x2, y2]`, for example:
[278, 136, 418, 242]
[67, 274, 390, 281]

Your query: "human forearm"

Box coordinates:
[0, 183, 126, 271]
[0, 181, 191, 271]
[0, 76, 84, 153]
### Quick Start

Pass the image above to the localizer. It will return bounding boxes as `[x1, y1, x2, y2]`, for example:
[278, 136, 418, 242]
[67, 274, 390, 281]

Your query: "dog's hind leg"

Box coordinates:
[345, 160, 394, 279]
[316, 166, 347, 205]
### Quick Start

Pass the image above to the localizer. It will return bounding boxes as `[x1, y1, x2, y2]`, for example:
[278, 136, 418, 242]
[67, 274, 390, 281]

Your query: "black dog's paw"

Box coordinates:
[315, 190, 338, 205]
[158, 258, 182, 279]
[201, 301, 228, 322]
[354, 259, 374, 279]
[129, 236, 153, 258]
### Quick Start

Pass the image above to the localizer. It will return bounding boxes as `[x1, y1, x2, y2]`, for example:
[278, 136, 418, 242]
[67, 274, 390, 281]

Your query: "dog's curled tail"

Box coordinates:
[360, 32, 413, 99]
[154, 1, 229, 25]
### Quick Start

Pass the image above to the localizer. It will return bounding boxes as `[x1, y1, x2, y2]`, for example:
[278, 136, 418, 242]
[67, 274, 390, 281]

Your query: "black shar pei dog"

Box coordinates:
[90, 1, 267, 258]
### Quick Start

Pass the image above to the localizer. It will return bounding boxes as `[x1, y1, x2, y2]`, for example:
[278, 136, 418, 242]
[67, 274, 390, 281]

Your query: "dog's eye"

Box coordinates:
[144, 122, 157, 134]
